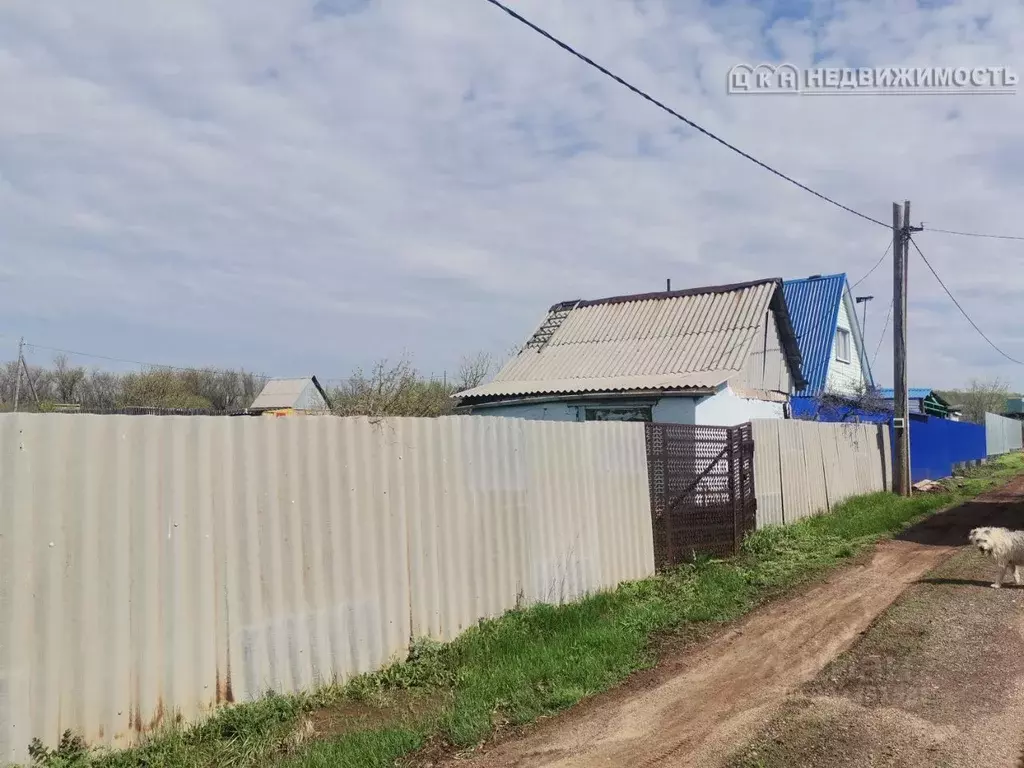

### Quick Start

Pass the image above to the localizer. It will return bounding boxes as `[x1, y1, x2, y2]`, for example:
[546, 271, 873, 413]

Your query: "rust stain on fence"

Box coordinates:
[0, 413, 655, 765]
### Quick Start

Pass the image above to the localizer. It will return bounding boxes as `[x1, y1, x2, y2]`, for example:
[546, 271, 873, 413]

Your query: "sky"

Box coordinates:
[2, 0, 1023, 390]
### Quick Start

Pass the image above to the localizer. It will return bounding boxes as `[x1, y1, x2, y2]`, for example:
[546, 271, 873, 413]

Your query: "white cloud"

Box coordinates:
[1, 0, 1023, 389]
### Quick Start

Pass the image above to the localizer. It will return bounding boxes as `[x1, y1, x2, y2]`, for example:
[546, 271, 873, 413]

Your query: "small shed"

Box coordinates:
[878, 387, 952, 419]
[249, 376, 332, 415]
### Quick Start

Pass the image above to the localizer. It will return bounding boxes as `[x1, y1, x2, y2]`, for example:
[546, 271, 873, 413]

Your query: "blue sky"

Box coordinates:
[2, 0, 1024, 389]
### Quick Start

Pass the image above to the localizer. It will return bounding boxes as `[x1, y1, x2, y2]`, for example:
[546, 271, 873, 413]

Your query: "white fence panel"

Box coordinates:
[0, 414, 654, 766]
[751, 420, 784, 527]
[752, 420, 891, 528]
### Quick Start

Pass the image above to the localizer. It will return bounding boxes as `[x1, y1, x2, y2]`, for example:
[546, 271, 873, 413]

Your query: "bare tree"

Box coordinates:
[331, 357, 455, 418]
[79, 370, 121, 409]
[791, 385, 891, 423]
[951, 378, 1011, 425]
[455, 352, 494, 392]
[52, 354, 86, 403]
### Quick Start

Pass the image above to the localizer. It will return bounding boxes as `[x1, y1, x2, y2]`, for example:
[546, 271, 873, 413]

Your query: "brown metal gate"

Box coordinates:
[644, 422, 756, 569]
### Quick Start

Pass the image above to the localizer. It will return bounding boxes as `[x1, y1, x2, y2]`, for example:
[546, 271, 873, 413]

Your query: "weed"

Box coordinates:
[28, 731, 90, 768]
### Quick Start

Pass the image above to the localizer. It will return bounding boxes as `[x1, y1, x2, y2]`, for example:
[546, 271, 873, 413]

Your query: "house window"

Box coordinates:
[584, 406, 653, 422]
[835, 328, 851, 363]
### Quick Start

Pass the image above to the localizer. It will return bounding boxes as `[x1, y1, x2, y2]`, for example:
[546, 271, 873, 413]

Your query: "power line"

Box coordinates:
[925, 226, 1024, 242]
[908, 236, 1024, 365]
[871, 298, 893, 368]
[851, 238, 893, 289]
[22, 341, 268, 377]
[481, 0, 890, 230]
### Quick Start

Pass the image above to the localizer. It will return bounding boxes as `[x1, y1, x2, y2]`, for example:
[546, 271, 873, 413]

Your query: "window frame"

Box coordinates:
[583, 405, 654, 423]
[834, 327, 852, 364]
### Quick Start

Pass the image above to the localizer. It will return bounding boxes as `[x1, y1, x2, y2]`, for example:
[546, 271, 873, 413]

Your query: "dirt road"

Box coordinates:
[442, 480, 1024, 768]
[728, 479, 1024, 767]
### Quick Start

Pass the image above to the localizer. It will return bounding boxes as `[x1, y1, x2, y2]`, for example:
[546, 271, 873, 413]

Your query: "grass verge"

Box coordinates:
[28, 453, 1024, 768]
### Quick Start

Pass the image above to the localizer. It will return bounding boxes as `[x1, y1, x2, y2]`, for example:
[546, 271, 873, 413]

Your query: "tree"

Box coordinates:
[52, 355, 86, 404]
[791, 385, 891, 422]
[952, 378, 1011, 425]
[330, 357, 455, 418]
[455, 352, 494, 392]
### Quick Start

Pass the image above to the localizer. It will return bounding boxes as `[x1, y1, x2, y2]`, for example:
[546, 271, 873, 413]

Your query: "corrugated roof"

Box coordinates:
[250, 376, 329, 411]
[782, 274, 846, 396]
[879, 388, 940, 401]
[457, 278, 805, 402]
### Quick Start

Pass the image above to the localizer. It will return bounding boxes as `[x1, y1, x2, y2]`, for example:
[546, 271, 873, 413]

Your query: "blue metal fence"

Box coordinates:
[890, 414, 987, 483]
[791, 397, 989, 483]
[789, 396, 891, 423]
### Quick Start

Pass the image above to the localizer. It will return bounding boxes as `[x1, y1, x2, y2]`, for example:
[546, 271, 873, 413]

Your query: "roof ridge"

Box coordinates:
[782, 272, 847, 284]
[548, 277, 782, 312]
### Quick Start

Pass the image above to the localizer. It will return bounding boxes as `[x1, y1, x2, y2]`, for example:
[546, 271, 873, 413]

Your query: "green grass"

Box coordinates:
[27, 453, 1024, 768]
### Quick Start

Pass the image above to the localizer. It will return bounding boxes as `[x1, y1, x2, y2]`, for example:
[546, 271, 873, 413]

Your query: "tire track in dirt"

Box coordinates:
[442, 489, 1022, 768]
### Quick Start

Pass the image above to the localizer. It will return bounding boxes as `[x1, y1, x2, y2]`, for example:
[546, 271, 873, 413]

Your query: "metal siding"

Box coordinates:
[460, 283, 779, 399]
[897, 416, 987, 482]
[0, 414, 654, 764]
[753, 420, 890, 527]
[799, 422, 830, 515]
[878, 388, 935, 401]
[751, 420, 784, 527]
[986, 412, 1024, 456]
[782, 274, 845, 396]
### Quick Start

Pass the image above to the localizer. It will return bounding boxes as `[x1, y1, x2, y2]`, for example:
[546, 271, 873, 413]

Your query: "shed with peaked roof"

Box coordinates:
[454, 278, 805, 426]
[878, 387, 952, 419]
[249, 376, 332, 414]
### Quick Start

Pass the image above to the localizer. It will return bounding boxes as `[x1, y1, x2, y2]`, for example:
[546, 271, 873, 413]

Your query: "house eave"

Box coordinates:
[455, 387, 719, 410]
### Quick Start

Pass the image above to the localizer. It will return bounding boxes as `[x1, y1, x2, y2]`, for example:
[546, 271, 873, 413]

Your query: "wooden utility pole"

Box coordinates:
[13, 337, 23, 412]
[892, 203, 910, 496]
[892, 200, 923, 496]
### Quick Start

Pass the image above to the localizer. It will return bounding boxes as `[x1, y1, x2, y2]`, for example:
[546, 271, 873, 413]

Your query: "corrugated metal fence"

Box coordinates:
[751, 420, 892, 526]
[0, 414, 654, 765]
[986, 412, 1023, 456]
[901, 415, 986, 483]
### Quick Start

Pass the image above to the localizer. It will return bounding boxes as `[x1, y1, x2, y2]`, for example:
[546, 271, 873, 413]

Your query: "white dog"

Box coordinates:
[968, 526, 1024, 588]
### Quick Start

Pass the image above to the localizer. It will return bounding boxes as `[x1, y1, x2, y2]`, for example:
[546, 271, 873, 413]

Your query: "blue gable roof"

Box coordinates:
[782, 274, 846, 396]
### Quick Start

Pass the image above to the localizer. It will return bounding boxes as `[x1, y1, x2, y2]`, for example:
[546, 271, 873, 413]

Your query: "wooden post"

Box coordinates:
[893, 203, 911, 495]
[13, 337, 23, 413]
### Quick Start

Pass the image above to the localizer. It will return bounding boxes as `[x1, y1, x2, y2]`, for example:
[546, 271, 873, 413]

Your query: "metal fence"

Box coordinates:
[901, 415, 986, 483]
[644, 423, 756, 566]
[0, 414, 654, 765]
[986, 412, 1023, 456]
[752, 420, 891, 526]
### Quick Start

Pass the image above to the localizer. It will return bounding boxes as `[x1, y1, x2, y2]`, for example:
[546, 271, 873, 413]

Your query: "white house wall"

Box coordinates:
[695, 385, 785, 426]
[471, 396, 698, 424]
[650, 397, 697, 424]
[470, 401, 580, 422]
[825, 291, 869, 395]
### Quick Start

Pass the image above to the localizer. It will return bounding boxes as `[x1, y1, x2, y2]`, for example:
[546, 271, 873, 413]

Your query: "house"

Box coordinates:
[878, 387, 953, 419]
[1004, 398, 1024, 422]
[454, 278, 806, 426]
[248, 376, 332, 416]
[782, 273, 874, 400]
